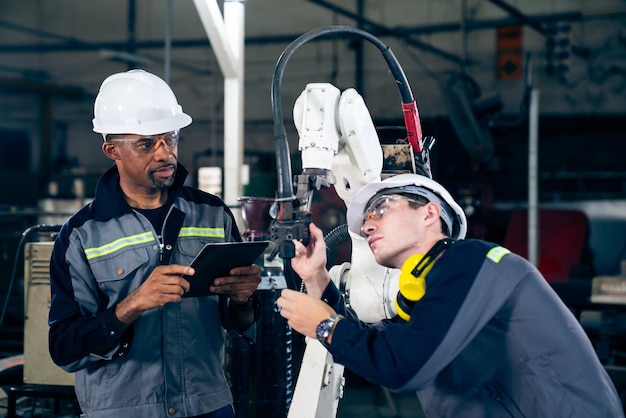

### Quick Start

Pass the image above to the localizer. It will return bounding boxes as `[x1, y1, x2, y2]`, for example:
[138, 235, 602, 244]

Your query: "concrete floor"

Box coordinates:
[337, 376, 425, 418]
[0, 377, 425, 418]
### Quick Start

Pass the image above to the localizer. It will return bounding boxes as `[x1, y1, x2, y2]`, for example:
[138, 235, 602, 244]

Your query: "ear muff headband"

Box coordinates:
[395, 238, 455, 321]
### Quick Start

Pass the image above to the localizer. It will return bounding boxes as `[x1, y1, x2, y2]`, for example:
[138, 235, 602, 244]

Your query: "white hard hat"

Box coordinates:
[346, 173, 468, 240]
[92, 69, 192, 138]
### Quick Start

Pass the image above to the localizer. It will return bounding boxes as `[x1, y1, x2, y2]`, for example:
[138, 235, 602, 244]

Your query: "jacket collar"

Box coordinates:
[94, 163, 188, 222]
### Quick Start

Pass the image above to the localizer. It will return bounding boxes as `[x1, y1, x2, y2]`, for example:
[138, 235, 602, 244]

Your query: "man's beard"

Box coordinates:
[150, 169, 176, 191]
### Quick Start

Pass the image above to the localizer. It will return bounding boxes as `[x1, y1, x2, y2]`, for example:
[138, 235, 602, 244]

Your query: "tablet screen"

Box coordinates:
[182, 241, 270, 298]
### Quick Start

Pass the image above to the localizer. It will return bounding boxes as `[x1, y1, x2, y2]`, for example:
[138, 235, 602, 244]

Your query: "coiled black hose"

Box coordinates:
[324, 223, 350, 261]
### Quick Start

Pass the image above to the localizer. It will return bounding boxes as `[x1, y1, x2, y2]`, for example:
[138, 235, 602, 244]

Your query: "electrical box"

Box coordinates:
[23, 242, 74, 386]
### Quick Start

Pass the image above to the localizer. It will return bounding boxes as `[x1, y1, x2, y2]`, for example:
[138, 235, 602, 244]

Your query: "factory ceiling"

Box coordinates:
[0, 0, 624, 182]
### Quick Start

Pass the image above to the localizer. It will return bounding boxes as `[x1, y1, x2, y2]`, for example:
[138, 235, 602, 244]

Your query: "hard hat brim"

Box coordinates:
[93, 112, 192, 136]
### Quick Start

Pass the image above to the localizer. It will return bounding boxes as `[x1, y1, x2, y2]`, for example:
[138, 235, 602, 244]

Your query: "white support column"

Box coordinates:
[223, 1, 245, 229]
[528, 89, 540, 267]
[192, 0, 245, 229]
[192, 0, 239, 77]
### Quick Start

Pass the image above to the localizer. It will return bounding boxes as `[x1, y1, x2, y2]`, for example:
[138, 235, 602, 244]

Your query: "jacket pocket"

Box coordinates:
[89, 245, 152, 300]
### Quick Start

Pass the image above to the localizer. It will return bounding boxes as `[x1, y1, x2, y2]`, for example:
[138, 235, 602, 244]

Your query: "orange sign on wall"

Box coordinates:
[496, 25, 523, 80]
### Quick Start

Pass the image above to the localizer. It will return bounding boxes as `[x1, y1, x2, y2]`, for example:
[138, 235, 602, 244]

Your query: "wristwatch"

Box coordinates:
[315, 314, 343, 346]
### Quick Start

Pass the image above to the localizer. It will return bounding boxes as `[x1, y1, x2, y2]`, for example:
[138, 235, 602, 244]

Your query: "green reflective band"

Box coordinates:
[85, 231, 155, 260]
[487, 246, 510, 263]
[178, 227, 225, 238]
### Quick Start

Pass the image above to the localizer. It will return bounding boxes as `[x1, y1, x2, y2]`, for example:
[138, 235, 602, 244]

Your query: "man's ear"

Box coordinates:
[423, 202, 441, 225]
[102, 141, 120, 161]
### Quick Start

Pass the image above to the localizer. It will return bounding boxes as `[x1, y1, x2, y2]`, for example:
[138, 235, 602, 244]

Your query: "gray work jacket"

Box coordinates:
[49, 164, 244, 418]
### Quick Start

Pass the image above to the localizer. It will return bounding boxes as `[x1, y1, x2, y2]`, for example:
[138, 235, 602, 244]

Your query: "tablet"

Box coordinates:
[182, 240, 270, 298]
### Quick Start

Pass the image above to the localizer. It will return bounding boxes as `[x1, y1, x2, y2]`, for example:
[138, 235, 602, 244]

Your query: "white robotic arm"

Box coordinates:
[293, 82, 399, 322]
[287, 83, 400, 418]
[270, 26, 432, 418]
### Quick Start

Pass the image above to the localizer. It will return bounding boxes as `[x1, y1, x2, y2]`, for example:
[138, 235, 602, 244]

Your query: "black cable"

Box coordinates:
[271, 25, 418, 201]
[0, 224, 62, 329]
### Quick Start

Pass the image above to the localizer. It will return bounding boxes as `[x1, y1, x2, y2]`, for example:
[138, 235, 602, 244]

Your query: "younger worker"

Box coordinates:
[48, 69, 261, 418]
[277, 173, 624, 417]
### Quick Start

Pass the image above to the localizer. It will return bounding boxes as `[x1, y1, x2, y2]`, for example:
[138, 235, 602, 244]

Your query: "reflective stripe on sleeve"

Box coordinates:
[486, 246, 511, 263]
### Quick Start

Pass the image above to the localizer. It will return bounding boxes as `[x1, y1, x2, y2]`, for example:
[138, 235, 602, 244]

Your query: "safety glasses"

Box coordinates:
[108, 131, 179, 154]
[361, 194, 425, 235]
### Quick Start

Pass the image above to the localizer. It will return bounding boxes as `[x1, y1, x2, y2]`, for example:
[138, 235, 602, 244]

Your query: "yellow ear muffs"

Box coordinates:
[394, 238, 455, 321]
[395, 254, 434, 321]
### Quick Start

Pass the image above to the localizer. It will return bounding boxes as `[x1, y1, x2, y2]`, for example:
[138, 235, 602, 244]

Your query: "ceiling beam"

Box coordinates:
[305, 0, 463, 65]
[396, 11, 581, 35]
[0, 10, 585, 55]
[486, 0, 549, 35]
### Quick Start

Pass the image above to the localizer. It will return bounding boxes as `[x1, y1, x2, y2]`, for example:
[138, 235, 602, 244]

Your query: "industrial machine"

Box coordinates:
[266, 26, 437, 417]
[22, 242, 73, 387]
[0, 231, 79, 417]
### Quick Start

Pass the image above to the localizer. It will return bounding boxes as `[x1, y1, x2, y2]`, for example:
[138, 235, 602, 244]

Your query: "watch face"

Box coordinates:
[316, 319, 332, 340]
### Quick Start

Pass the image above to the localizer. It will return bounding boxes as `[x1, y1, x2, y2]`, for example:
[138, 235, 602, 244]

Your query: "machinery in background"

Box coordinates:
[227, 197, 295, 418]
